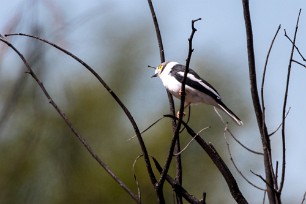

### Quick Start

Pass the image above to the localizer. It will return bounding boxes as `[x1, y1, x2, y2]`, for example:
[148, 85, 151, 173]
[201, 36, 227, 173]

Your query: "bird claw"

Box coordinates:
[179, 89, 186, 96]
[176, 111, 185, 118]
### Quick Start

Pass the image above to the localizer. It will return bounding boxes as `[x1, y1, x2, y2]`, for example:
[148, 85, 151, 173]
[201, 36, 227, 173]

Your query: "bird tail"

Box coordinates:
[217, 102, 243, 126]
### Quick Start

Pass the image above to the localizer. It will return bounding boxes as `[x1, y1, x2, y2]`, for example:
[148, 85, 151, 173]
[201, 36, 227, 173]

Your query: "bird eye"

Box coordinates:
[158, 65, 163, 70]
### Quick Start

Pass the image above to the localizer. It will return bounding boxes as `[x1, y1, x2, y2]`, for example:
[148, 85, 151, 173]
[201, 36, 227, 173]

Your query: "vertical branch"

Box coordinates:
[279, 9, 302, 193]
[261, 24, 281, 126]
[147, 1, 181, 202]
[147, 0, 165, 62]
[241, 0, 276, 203]
[260, 25, 281, 191]
[157, 18, 201, 191]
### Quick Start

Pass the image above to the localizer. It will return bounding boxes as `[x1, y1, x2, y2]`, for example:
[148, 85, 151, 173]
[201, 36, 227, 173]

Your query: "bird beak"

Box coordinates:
[151, 73, 158, 78]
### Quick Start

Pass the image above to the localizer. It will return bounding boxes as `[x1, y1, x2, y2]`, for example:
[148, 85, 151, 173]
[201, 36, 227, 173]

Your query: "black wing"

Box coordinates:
[170, 64, 221, 101]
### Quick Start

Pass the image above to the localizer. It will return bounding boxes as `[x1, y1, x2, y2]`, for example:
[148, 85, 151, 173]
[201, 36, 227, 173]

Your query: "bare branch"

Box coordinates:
[164, 114, 248, 204]
[132, 155, 144, 202]
[292, 59, 306, 68]
[284, 29, 306, 69]
[0, 37, 140, 203]
[250, 170, 277, 194]
[224, 131, 265, 191]
[284, 29, 306, 62]
[279, 8, 302, 193]
[214, 107, 263, 155]
[4, 36, 152, 180]
[151, 157, 204, 204]
[147, 2, 181, 201]
[241, 1, 276, 202]
[157, 18, 201, 189]
[147, 0, 165, 63]
[261, 24, 281, 137]
[173, 126, 210, 156]
[262, 190, 267, 204]
[128, 116, 165, 141]
[301, 192, 306, 204]
[268, 107, 291, 137]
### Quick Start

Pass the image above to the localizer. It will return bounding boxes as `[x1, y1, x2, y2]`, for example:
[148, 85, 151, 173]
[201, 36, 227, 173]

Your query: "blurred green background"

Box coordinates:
[1, 1, 306, 203]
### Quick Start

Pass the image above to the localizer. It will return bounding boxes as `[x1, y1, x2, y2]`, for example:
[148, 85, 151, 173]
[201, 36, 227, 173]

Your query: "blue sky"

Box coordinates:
[1, 1, 306, 203]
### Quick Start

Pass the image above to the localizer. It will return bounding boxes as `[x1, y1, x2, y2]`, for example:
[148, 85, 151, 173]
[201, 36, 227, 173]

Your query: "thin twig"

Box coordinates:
[261, 24, 281, 138]
[275, 161, 279, 185]
[262, 190, 267, 204]
[301, 192, 306, 204]
[132, 155, 144, 202]
[292, 59, 306, 68]
[224, 129, 265, 191]
[250, 170, 277, 193]
[128, 116, 165, 141]
[164, 114, 248, 204]
[284, 30, 306, 62]
[268, 107, 291, 137]
[151, 156, 204, 204]
[0, 37, 140, 203]
[173, 126, 210, 156]
[279, 9, 302, 193]
[147, 0, 165, 63]
[260, 24, 282, 193]
[214, 107, 263, 155]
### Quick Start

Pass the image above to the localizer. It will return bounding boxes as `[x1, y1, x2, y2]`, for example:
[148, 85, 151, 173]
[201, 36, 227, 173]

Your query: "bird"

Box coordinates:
[151, 61, 243, 126]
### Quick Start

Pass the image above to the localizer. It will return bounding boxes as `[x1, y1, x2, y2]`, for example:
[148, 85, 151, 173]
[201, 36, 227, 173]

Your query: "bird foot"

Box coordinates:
[176, 111, 186, 118]
[179, 89, 186, 96]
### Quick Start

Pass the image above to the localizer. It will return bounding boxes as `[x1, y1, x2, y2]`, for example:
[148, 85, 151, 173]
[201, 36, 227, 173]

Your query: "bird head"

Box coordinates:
[151, 61, 168, 78]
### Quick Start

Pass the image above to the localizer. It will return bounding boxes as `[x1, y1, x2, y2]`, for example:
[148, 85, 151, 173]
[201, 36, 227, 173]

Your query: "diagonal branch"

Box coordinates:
[292, 59, 306, 68]
[224, 134, 265, 191]
[284, 29, 306, 62]
[214, 107, 263, 155]
[152, 157, 205, 204]
[0, 37, 140, 203]
[4, 34, 157, 187]
[164, 114, 248, 204]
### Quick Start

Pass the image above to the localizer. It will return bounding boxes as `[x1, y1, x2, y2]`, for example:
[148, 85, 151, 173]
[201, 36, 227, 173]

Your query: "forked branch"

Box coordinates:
[164, 115, 248, 204]
[157, 18, 201, 190]
[279, 8, 302, 193]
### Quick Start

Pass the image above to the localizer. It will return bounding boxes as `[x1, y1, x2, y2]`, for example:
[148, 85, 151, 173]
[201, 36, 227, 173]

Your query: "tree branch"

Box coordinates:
[261, 24, 281, 137]
[241, 1, 276, 202]
[279, 8, 302, 193]
[157, 18, 201, 190]
[152, 157, 205, 204]
[164, 115, 248, 204]
[4, 34, 157, 187]
[147, 1, 178, 202]
[224, 132, 265, 191]
[0, 37, 140, 203]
